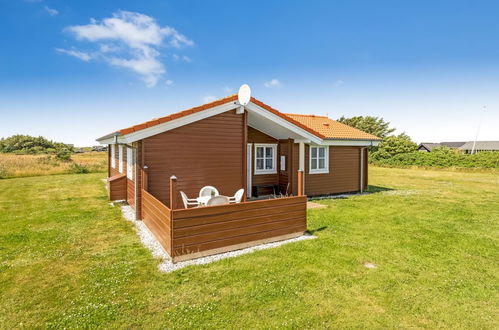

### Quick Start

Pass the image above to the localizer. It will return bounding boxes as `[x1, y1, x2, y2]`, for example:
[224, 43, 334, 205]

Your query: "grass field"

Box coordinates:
[0, 152, 107, 179]
[0, 167, 497, 328]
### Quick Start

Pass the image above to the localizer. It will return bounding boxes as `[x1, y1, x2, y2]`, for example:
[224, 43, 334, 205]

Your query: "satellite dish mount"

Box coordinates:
[236, 84, 251, 114]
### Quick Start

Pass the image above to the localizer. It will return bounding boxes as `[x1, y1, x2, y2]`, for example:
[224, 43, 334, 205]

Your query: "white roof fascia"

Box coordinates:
[245, 102, 323, 144]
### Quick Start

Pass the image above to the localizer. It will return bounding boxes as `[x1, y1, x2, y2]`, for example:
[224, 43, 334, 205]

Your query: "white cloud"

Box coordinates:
[223, 86, 234, 94]
[333, 79, 344, 87]
[172, 54, 192, 63]
[165, 79, 174, 86]
[44, 6, 58, 16]
[59, 10, 193, 87]
[55, 48, 92, 61]
[264, 79, 281, 88]
[203, 94, 217, 103]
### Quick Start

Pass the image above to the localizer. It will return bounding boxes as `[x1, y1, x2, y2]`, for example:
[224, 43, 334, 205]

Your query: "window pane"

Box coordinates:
[311, 159, 317, 169]
[311, 148, 317, 158]
[265, 147, 273, 157]
[319, 147, 325, 157]
[256, 159, 264, 170]
[265, 159, 273, 169]
[319, 159, 325, 169]
[256, 147, 263, 158]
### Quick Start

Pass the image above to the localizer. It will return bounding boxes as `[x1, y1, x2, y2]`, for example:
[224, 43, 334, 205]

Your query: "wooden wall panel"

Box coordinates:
[141, 189, 171, 255]
[108, 174, 127, 201]
[127, 179, 134, 207]
[278, 140, 290, 194]
[305, 146, 361, 196]
[144, 110, 245, 208]
[247, 127, 279, 195]
[364, 148, 368, 190]
[171, 196, 307, 260]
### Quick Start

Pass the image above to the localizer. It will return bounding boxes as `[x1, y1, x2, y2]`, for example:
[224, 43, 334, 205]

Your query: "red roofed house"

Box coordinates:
[96, 94, 380, 261]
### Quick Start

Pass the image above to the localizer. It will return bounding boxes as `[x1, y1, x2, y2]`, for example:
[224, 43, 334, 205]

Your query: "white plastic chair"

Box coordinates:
[199, 186, 219, 197]
[229, 188, 245, 203]
[206, 195, 230, 206]
[180, 191, 199, 209]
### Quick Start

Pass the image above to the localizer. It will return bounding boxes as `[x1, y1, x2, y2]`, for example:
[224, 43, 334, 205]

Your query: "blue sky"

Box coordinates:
[1, 0, 498, 146]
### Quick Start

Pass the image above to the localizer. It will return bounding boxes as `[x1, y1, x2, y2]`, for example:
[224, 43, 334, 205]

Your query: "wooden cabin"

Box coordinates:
[97, 94, 380, 262]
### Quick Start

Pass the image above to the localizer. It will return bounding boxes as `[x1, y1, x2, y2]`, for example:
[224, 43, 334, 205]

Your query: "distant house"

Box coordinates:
[458, 141, 499, 154]
[418, 141, 499, 153]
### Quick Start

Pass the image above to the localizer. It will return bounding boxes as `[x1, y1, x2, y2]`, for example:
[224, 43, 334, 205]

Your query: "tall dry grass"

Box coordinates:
[0, 152, 107, 179]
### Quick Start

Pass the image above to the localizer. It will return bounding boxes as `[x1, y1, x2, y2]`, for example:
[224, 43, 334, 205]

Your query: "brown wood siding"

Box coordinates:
[363, 148, 368, 190]
[291, 143, 299, 196]
[141, 189, 172, 255]
[127, 179, 135, 207]
[247, 127, 279, 195]
[305, 146, 361, 196]
[108, 174, 127, 201]
[143, 110, 245, 208]
[278, 139, 290, 194]
[171, 196, 307, 258]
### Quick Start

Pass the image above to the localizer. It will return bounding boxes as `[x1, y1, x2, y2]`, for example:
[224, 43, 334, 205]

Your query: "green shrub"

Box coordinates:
[68, 163, 89, 174]
[0, 135, 73, 155]
[370, 149, 499, 169]
[55, 148, 72, 161]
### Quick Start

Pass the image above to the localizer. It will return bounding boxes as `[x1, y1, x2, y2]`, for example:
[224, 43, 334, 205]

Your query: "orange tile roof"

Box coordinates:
[101, 95, 380, 141]
[285, 114, 381, 140]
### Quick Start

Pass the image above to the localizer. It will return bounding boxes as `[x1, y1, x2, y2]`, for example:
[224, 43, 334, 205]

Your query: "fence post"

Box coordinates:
[297, 170, 304, 196]
[169, 175, 177, 210]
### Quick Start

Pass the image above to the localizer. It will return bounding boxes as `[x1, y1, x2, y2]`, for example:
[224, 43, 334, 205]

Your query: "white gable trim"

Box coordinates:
[245, 102, 323, 144]
[117, 101, 240, 144]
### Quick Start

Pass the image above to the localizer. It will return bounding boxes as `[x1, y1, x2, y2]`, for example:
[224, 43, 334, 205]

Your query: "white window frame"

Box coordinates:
[254, 143, 277, 175]
[118, 145, 123, 173]
[309, 146, 329, 174]
[110, 144, 116, 168]
[126, 147, 134, 180]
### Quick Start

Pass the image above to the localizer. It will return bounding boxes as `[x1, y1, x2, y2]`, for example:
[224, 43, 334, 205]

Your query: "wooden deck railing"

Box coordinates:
[141, 189, 172, 255]
[139, 174, 307, 263]
[108, 174, 127, 201]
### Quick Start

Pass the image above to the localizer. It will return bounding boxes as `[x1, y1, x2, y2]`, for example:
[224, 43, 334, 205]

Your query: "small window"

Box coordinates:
[254, 144, 277, 174]
[309, 146, 329, 174]
[126, 148, 134, 180]
[118, 145, 123, 173]
[110, 144, 116, 168]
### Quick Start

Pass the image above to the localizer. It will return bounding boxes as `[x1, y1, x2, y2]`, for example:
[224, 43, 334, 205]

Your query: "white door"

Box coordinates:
[247, 143, 252, 197]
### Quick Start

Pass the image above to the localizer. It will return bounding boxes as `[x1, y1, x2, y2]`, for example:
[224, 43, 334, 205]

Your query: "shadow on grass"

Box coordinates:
[306, 226, 328, 235]
[366, 185, 394, 193]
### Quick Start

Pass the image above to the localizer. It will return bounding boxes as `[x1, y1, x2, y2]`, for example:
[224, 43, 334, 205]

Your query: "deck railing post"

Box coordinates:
[297, 170, 304, 196]
[169, 175, 177, 210]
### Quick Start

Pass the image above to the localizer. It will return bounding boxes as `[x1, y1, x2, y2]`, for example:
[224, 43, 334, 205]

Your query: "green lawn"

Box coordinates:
[0, 167, 498, 328]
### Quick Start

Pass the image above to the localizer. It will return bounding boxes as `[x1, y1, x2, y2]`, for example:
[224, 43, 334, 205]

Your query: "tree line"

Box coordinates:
[337, 116, 499, 169]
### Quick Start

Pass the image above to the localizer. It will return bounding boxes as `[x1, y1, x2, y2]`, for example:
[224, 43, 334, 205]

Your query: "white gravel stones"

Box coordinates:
[118, 203, 316, 273]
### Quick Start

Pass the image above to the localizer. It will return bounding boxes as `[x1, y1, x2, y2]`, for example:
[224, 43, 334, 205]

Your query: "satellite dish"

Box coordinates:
[238, 84, 251, 105]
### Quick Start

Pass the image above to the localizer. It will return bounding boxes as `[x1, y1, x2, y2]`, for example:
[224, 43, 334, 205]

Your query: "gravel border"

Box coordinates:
[117, 203, 316, 273]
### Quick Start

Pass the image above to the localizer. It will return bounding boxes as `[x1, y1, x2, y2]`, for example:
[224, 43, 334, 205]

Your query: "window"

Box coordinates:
[126, 147, 134, 180]
[254, 144, 277, 174]
[110, 144, 116, 168]
[309, 146, 329, 174]
[118, 145, 123, 173]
